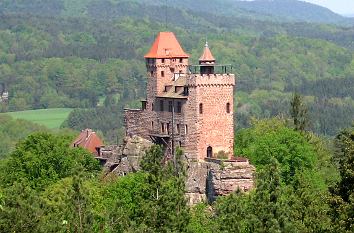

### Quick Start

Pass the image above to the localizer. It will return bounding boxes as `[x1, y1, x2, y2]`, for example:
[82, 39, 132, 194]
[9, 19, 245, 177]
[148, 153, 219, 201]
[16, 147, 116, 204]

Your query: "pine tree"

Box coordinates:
[290, 92, 308, 132]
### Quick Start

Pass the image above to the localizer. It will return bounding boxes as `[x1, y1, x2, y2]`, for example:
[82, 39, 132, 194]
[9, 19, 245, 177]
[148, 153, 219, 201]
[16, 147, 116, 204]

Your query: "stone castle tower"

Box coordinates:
[124, 32, 235, 161]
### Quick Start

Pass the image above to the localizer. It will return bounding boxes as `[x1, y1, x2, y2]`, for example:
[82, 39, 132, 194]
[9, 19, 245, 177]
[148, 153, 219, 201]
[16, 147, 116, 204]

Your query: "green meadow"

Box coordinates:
[2, 108, 73, 129]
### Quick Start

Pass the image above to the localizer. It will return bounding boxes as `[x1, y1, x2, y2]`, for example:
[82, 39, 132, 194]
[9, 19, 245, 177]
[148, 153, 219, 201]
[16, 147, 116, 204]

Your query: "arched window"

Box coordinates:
[207, 146, 213, 158]
[226, 102, 231, 113]
[199, 103, 203, 114]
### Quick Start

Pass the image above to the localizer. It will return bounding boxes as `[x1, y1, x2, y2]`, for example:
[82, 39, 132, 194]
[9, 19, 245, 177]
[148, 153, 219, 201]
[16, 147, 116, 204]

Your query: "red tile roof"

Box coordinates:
[199, 42, 215, 62]
[144, 32, 189, 58]
[71, 129, 104, 155]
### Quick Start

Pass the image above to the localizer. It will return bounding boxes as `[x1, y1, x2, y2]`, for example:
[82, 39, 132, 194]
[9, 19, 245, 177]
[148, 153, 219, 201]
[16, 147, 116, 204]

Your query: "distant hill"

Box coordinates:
[231, 0, 353, 25]
[138, 0, 354, 26]
[0, 0, 353, 26]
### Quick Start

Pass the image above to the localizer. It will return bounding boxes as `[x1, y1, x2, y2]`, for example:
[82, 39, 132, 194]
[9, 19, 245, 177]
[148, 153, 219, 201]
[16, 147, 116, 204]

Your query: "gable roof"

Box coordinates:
[71, 129, 104, 155]
[144, 32, 189, 58]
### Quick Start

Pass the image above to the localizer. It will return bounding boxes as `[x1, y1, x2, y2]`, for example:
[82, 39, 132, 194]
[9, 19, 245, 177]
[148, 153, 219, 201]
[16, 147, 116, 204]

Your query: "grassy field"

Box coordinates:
[2, 108, 73, 129]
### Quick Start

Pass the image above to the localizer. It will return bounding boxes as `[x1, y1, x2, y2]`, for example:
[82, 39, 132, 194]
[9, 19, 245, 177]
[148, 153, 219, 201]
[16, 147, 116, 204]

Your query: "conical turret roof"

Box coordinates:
[199, 41, 215, 62]
[144, 32, 189, 58]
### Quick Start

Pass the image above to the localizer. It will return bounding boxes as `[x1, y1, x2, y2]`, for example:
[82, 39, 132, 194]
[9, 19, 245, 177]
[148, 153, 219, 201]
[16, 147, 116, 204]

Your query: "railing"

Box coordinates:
[189, 64, 233, 74]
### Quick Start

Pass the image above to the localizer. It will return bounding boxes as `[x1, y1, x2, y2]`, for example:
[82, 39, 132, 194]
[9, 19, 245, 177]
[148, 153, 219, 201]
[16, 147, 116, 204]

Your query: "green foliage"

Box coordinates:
[290, 92, 308, 132]
[235, 118, 317, 184]
[213, 158, 332, 233]
[0, 114, 46, 159]
[0, 132, 101, 190]
[328, 126, 354, 232]
[187, 204, 215, 233]
[39, 175, 101, 233]
[0, 1, 353, 137]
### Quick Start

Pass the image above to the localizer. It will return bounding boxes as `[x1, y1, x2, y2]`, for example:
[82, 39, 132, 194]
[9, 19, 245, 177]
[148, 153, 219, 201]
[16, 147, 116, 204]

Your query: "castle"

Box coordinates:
[73, 32, 254, 203]
[124, 32, 235, 161]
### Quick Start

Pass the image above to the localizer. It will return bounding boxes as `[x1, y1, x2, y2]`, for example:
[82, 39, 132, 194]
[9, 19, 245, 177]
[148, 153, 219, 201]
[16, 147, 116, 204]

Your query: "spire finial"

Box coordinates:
[205, 36, 208, 47]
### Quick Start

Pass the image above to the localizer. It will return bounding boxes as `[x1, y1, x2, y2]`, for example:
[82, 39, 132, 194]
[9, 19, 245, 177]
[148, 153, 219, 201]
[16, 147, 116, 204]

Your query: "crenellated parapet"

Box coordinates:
[187, 73, 235, 87]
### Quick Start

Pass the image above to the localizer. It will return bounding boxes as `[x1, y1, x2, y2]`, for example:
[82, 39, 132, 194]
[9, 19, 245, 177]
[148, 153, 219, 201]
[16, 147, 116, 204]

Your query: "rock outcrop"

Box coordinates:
[98, 135, 153, 175]
[206, 158, 255, 202]
[98, 136, 255, 204]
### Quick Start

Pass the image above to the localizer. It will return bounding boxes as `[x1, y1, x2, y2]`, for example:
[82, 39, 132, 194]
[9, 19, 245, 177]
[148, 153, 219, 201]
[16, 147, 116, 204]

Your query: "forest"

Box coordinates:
[0, 118, 353, 232]
[0, 0, 353, 142]
[0, 0, 354, 232]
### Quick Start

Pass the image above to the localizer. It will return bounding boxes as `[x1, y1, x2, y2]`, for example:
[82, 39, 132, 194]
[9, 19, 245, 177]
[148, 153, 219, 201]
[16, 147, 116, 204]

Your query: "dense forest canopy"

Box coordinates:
[0, 0, 353, 142]
[0, 120, 353, 232]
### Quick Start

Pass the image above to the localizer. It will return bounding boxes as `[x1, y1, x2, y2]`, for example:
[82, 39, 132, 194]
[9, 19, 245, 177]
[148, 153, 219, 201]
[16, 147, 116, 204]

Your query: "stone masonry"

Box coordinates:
[124, 32, 235, 161]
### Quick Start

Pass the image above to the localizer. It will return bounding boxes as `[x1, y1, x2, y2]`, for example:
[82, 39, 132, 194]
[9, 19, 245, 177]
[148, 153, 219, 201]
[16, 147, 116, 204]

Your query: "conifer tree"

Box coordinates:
[290, 92, 308, 132]
[329, 127, 354, 232]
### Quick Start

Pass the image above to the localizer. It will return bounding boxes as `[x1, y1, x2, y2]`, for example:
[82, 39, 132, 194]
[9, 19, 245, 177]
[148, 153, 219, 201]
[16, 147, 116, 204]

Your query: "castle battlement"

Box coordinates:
[187, 73, 235, 87]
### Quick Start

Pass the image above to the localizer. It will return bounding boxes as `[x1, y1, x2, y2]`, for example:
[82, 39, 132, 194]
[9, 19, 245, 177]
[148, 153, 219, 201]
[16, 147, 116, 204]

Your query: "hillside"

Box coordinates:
[0, 0, 353, 140]
[0, 0, 353, 26]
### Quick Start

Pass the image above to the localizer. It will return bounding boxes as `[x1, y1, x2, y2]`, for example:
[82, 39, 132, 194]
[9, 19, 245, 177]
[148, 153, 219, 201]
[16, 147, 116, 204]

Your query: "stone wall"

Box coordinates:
[124, 109, 150, 140]
[186, 74, 236, 160]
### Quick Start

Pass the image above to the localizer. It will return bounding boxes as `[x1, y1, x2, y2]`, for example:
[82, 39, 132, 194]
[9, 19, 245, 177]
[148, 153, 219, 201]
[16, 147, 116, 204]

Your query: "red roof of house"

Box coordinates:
[199, 42, 215, 62]
[71, 129, 104, 155]
[144, 32, 189, 58]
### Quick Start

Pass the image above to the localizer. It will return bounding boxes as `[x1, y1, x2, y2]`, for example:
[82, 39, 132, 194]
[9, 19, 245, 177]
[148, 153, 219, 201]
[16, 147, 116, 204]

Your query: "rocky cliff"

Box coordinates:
[98, 136, 255, 204]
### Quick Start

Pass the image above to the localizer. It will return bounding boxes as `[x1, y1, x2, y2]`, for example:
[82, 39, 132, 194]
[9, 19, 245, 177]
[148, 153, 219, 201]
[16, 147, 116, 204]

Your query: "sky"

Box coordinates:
[301, 0, 354, 16]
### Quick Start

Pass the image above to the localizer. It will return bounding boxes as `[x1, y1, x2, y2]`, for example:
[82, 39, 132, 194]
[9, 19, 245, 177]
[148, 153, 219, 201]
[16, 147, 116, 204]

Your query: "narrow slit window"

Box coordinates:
[161, 71, 165, 77]
[226, 102, 231, 113]
[161, 123, 165, 133]
[199, 103, 203, 114]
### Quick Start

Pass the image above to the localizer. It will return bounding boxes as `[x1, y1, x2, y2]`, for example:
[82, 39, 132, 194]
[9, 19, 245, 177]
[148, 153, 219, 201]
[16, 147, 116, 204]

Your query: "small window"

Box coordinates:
[161, 71, 164, 77]
[176, 124, 180, 134]
[160, 100, 164, 111]
[199, 103, 203, 114]
[177, 102, 182, 113]
[168, 101, 173, 112]
[207, 146, 213, 158]
[161, 123, 165, 133]
[183, 87, 189, 96]
[152, 103, 154, 110]
[167, 123, 170, 134]
[142, 101, 147, 110]
[179, 58, 183, 63]
[150, 71, 153, 77]
[226, 102, 231, 113]
[151, 121, 154, 130]
[161, 58, 165, 63]
[185, 125, 188, 135]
